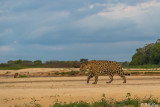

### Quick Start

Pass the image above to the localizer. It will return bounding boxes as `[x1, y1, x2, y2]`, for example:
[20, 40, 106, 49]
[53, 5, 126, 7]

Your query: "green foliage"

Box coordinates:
[51, 93, 160, 107]
[14, 93, 160, 107]
[53, 101, 90, 107]
[80, 58, 88, 63]
[69, 71, 79, 76]
[141, 96, 160, 106]
[54, 71, 79, 76]
[34, 60, 42, 65]
[44, 61, 80, 68]
[0, 66, 27, 70]
[130, 42, 160, 66]
[119, 61, 130, 68]
[0, 60, 81, 70]
[128, 64, 160, 68]
[19, 75, 29, 78]
[92, 93, 110, 107]
[30, 97, 41, 107]
[115, 93, 140, 107]
[15, 59, 23, 64]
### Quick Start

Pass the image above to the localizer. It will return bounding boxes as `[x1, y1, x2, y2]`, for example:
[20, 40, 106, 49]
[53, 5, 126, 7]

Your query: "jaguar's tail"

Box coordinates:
[121, 70, 130, 76]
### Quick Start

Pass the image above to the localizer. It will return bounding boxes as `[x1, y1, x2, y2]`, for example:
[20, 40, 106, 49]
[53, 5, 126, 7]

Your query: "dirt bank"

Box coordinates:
[0, 76, 160, 107]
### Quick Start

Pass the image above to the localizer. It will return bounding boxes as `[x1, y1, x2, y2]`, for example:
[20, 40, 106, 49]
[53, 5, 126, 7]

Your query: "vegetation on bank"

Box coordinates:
[14, 93, 160, 107]
[130, 40, 160, 66]
[0, 59, 81, 70]
[52, 93, 160, 107]
[1, 59, 160, 70]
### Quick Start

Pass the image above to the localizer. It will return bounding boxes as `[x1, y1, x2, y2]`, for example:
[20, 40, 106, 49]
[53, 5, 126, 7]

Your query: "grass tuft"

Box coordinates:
[51, 93, 160, 107]
[14, 93, 160, 107]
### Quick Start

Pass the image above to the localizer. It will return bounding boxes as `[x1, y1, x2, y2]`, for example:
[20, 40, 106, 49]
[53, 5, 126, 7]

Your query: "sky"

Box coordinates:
[0, 0, 160, 63]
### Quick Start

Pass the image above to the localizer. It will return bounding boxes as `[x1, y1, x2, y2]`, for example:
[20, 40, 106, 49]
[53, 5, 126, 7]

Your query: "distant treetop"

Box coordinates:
[130, 39, 160, 66]
[156, 39, 160, 43]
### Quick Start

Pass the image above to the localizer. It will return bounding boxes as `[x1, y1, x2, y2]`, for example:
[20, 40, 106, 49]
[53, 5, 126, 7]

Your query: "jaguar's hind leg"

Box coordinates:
[92, 73, 98, 84]
[106, 74, 113, 83]
[119, 74, 126, 83]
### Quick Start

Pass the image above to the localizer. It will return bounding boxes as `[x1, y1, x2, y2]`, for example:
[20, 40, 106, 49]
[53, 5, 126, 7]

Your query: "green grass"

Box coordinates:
[126, 69, 160, 71]
[51, 93, 160, 107]
[0, 65, 46, 70]
[126, 64, 160, 69]
[0, 66, 28, 70]
[144, 72, 160, 74]
[130, 72, 143, 74]
[14, 93, 160, 107]
[53, 101, 90, 107]
[128, 72, 160, 75]
[19, 75, 29, 78]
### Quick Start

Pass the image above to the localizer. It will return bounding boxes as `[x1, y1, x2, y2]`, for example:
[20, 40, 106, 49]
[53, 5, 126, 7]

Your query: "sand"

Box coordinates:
[0, 75, 160, 107]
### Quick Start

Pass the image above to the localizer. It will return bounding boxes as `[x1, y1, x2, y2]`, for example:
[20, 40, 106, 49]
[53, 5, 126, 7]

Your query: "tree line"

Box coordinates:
[130, 39, 160, 66]
[0, 59, 91, 69]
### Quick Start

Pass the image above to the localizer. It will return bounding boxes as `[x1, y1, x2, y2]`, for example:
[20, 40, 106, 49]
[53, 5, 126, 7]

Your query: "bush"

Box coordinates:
[51, 93, 160, 107]
[130, 42, 160, 66]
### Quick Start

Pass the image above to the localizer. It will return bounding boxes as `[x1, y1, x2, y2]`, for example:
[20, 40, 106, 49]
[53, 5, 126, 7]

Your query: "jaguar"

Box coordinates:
[80, 60, 130, 84]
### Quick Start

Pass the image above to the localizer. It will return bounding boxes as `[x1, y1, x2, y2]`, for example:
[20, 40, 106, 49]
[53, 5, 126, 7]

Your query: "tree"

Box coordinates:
[34, 60, 42, 65]
[130, 40, 160, 66]
[15, 59, 23, 64]
[80, 58, 88, 63]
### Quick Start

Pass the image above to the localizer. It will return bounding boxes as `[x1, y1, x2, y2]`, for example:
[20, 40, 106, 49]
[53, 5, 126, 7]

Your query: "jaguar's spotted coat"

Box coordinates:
[80, 60, 130, 84]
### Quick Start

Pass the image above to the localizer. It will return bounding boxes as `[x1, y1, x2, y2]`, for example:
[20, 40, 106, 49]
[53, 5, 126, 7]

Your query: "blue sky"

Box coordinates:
[0, 0, 160, 62]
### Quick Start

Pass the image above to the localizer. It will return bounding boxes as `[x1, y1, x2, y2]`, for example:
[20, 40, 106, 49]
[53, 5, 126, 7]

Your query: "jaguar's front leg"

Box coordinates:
[87, 74, 94, 84]
[106, 73, 113, 83]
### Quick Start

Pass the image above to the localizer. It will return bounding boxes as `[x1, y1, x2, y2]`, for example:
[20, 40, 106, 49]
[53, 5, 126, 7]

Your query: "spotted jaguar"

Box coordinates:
[80, 60, 130, 84]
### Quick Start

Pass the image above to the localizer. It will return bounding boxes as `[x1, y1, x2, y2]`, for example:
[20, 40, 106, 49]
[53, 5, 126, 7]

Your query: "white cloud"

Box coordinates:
[0, 46, 14, 53]
[89, 5, 94, 9]
[98, 1, 160, 20]
[0, 9, 70, 39]
[89, 3, 107, 9]
[76, 0, 160, 37]
[0, 0, 160, 62]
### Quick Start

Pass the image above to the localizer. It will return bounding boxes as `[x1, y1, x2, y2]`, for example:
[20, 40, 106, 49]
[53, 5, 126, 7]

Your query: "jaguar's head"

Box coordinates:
[80, 62, 89, 72]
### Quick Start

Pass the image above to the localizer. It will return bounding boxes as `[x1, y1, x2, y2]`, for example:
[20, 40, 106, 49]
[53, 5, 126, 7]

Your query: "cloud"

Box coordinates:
[0, 2, 70, 44]
[75, 0, 160, 41]
[0, 0, 160, 62]
[0, 46, 14, 53]
[98, 1, 160, 19]
[77, 1, 160, 26]
[89, 3, 107, 9]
